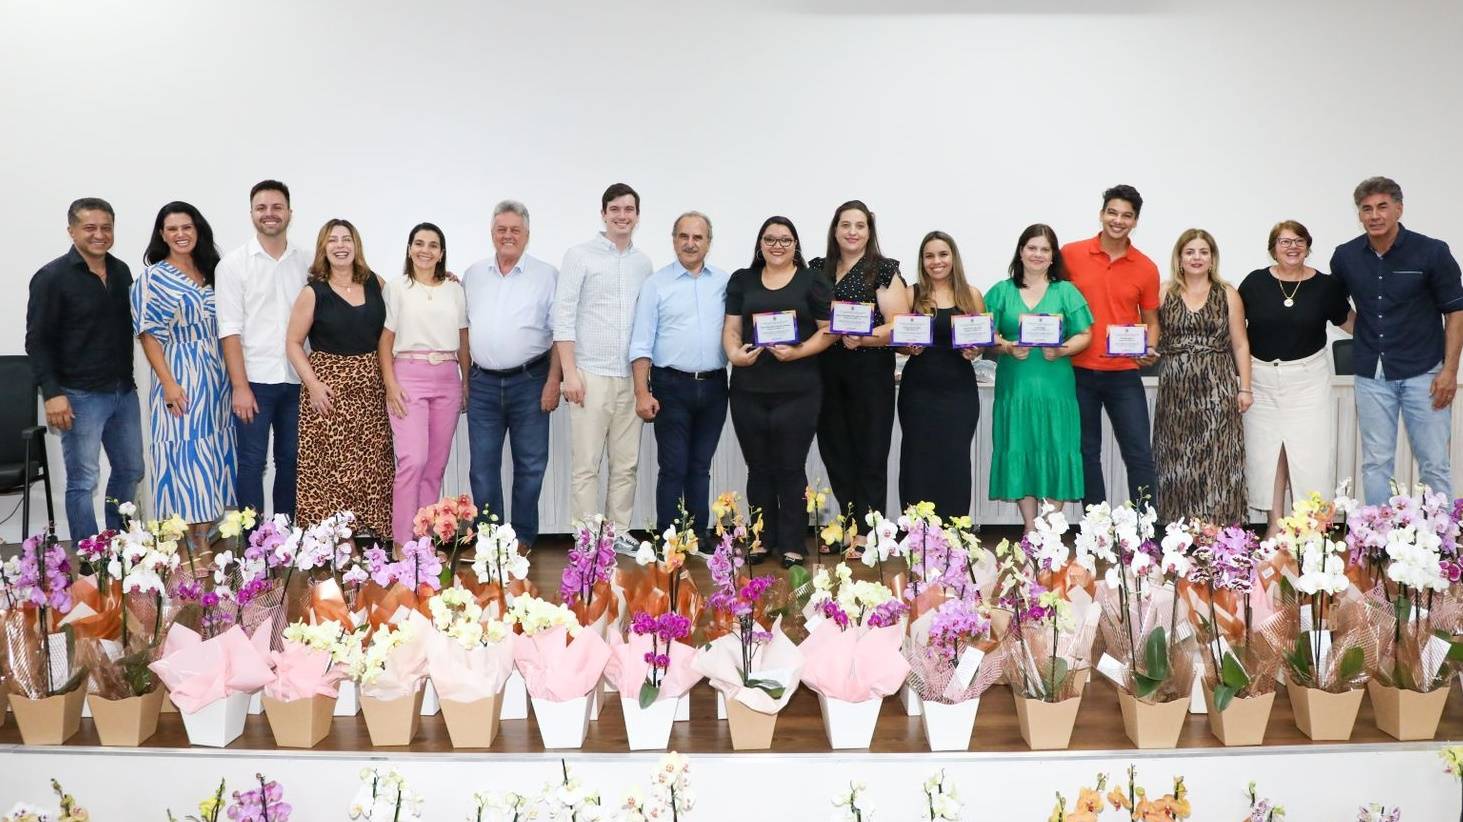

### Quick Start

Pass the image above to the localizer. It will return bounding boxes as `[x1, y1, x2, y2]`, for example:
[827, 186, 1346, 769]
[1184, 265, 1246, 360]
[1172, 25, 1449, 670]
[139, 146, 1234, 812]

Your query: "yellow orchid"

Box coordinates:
[820, 520, 843, 546]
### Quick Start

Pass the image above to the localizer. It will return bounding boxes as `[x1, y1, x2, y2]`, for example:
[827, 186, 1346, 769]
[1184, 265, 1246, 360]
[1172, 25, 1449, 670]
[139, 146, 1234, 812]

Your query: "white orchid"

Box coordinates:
[472, 520, 529, 584]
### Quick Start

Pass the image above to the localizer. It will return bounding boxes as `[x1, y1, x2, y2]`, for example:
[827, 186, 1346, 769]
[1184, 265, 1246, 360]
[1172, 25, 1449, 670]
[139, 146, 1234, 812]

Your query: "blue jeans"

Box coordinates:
[467, 362, 551, 546]
[59, 387, 145, 540]
[650, 367, 728, 534]
[234, 381, 300, 519]
[1074, 367, 1157, 507]
[1355, 365, 1453, 504]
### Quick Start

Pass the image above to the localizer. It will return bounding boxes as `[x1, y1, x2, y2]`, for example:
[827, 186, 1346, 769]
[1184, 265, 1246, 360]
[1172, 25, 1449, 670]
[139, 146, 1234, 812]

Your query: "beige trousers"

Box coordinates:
[568, 369, 642, 530]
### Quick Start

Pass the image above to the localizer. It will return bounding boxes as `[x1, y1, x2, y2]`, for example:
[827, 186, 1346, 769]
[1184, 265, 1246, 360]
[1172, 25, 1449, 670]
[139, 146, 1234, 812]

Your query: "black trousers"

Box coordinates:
[817, 347, 896, 523]
[730, 385, 821, 555]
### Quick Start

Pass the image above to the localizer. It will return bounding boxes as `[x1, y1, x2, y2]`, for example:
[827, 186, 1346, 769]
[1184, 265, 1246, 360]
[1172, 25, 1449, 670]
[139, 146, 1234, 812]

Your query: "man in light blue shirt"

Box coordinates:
[629, 211, 729, 536]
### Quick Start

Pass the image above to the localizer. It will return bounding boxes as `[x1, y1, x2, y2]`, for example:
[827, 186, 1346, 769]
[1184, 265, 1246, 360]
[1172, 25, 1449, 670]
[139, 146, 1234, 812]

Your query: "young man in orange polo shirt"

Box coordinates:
[1061, 184, 1161, 508]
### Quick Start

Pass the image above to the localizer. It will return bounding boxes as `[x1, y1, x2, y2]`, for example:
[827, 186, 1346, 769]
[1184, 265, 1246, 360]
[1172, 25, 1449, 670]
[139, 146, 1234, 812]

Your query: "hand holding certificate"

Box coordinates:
[951, 313, 995, 348]
[890, 313, 934, 347]
[752, 310, 799, 347]
[1017, 313, 1064, 347]
[829, 301, 875, 336]
[1105, 324, 1148, 358]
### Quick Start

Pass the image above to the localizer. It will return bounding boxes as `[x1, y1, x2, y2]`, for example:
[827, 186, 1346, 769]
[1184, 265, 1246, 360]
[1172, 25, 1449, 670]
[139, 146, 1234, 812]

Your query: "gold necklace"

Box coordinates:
[1276, 270, 1301, 308]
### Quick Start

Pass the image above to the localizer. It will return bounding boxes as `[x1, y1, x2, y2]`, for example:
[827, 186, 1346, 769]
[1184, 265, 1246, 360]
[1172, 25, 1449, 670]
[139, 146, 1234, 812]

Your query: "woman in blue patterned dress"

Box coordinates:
[132, 201, 237, 563]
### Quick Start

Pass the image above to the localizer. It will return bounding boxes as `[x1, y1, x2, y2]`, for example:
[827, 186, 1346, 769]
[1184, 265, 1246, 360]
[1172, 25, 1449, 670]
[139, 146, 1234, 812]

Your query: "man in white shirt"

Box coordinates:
[215, 180, 309, 521]
[464, 200, 562, 548]
[553, 183, 654, 532]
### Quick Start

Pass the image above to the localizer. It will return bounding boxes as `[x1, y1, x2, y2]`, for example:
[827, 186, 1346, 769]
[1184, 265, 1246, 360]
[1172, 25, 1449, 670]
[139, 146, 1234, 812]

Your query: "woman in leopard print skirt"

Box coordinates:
[285, 218, 394, 538]
[1153, 228, 1253, 526]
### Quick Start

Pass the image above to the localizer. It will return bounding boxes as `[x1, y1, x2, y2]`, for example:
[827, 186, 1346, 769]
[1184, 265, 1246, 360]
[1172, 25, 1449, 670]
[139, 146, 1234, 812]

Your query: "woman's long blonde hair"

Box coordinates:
[309, 218, 372, 284]
[1166, 227, 1224, 299]
[912, 230, 981, 315]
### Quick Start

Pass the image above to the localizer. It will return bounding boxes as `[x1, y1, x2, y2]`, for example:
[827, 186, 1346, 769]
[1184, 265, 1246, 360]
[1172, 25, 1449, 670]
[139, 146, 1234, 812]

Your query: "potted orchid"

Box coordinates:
[468, 790, 534, 822]
[540, 761, 602, 822]
[1084, 499, 1199, 749]
[1184, 523, 1282, 745]
[919, 770, 962, 821]
[1269, 490, 1370, 740]
[1348, 486, 1462, 740]
[691, 506, 803, 750]
[1106, 766, 1192, 821]
[510, 594, 611, 749]
[994, 506, 1087, 750]
[609, 610, 697, 749]
[469, 512, 533, 721]
[912, 597, 996, 750]
[829, 780, 874, 822]
[800, 562, 910, 748]
[426, 587, 516, 748]
[348, 619, 429, 746]
[3, 779, 89, 822]
[412, 494, 480, 588]
[260, 620, 351, 747]
[1243, 782, 1286, 822]
[5, 526, 88, 745]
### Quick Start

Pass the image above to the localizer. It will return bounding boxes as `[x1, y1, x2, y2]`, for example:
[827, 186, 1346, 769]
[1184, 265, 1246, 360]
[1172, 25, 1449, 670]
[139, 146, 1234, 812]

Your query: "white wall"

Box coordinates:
[2, 0, 1460, 540]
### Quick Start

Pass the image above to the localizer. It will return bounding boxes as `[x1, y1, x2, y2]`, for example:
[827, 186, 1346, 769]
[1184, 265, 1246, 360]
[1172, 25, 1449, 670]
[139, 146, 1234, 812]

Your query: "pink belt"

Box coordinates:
[396, 351, 458, 364]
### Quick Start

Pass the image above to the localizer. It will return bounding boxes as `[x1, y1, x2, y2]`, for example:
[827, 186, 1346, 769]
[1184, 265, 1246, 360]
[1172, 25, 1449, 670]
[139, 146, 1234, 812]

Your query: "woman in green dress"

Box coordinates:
[987, 224, 1094, 532]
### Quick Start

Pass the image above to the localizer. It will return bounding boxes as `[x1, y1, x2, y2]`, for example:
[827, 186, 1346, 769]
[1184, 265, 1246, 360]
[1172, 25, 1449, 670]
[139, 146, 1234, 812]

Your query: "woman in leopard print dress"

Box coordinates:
[1153, 228, 1253, 526]
[285, 219, 394, 537]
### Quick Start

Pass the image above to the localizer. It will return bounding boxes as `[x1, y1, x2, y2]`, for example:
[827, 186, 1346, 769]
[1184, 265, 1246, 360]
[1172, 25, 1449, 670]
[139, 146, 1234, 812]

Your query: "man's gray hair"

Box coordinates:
[1353, 176, 1403, 206]
[672, 210, 713, 240]
[492, 199, 530, 229]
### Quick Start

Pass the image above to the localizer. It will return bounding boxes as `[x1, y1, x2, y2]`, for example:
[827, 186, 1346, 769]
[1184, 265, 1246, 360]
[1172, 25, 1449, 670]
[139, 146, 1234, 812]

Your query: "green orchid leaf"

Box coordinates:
[1393, 595, 1411, 629]
[1220, 650, 1251, 692]
[1286, 632, 1314, 683]
[744, 678, 785, 700]
[1433, 629, 1463, 662]
[1143, 627, 1170, 683]
[1213, 682, 1236, 712]
[639, 681, 660, 710]
[1338, 646, 1365, 682]
[788, 565, 814, 606]
[1134, 673, 1164, 700]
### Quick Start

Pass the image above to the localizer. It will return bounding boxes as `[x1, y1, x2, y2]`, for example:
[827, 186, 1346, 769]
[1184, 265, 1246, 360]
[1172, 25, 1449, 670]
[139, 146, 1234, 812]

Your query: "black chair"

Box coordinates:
[1333, 338, 1354, 376]
[0, 355, 55, 538]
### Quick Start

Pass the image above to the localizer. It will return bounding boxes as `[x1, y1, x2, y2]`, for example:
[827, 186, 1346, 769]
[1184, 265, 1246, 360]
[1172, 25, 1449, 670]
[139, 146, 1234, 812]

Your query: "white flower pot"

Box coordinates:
[334, 680, 361, 716]
[675, 693, 690, 722]
[621, 696, 678, 750]
[249, 691, 264, 715]
[501, 670, 528, 720]
[816, 693, 883, 749]
[900, 682, 923, 716]
[531, 695, 592, 749]
[716, 690, 726, 720]
[180, 691, 252, 747]
[1187, 674, 1208, 714]
[921, 698, 980, 751]
[420, 679, 440, 716]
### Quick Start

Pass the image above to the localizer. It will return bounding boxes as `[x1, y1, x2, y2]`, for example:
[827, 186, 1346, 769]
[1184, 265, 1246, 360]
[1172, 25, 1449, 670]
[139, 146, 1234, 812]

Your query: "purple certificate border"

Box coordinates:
[892, 313, 935, 347]
[829, 300, 875, 336]
[1017, 313, 1065, 348]
[951, 313, 995, 349]
[752, 310, 799, 347]
[1105, 324, 1149, 358]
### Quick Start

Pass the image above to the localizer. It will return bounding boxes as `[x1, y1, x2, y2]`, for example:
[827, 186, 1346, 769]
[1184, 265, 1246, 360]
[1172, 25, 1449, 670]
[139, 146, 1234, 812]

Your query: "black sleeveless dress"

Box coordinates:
[897, 306, 980, 517]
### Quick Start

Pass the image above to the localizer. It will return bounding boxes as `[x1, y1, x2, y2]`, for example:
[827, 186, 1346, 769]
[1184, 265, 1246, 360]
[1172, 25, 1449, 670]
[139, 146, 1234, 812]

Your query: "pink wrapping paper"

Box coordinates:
[265, 641, 345, 701]
[691, 622, 804, 714]
[798, 621, 910, 702]
[425, 630, 517, 702]
[359, 609, 432, 701]
[512, 626, 611, 701]
[147, 624, 274, 714]
[604, 632, 703, 701]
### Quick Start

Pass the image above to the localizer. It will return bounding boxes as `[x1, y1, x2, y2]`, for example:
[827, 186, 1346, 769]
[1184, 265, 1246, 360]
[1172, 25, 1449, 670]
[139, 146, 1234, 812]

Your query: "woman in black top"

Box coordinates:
[897, 231, 986, 518]
[723, 216, 834, 567]
[286, 218, 394, 537]
[1238, 220, 1354, 536]
[809, 200, 910, 542]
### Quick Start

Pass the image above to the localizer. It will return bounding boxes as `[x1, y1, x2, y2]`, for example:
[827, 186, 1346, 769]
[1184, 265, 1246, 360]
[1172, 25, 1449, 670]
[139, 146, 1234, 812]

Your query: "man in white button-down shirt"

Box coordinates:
[215, 180, 309, 521]
[553, 183, 654, 531]
[463, 200, 562, 549]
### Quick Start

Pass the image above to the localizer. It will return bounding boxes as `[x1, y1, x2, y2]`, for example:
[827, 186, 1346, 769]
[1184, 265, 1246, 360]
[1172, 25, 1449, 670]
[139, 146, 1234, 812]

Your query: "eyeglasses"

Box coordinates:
[1275, 238, 1308, 249]
[761, 236, 795, 248]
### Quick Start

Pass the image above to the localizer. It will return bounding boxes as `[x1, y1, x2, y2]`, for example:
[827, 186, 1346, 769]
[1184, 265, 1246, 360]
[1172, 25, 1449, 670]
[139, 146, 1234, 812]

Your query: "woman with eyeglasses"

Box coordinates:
[1238, 221, 1354, 536]
[723, 217, 834, 567]
[809, 200, 910, 540]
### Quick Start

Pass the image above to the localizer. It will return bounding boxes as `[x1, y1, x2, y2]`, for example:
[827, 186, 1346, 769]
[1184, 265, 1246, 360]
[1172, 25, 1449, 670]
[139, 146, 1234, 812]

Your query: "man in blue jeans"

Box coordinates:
[462, 200, 562, 548]
[216, 180, 309, 522]
[26, 197, 145, 539]
[1062, 184, 1162, 508]
[1331, 176, 1463, 504]
[629, 211, 729, 538]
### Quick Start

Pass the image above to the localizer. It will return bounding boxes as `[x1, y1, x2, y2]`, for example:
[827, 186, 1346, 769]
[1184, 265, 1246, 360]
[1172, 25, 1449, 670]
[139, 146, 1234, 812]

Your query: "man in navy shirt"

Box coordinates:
[1330, 176, 1463, 504]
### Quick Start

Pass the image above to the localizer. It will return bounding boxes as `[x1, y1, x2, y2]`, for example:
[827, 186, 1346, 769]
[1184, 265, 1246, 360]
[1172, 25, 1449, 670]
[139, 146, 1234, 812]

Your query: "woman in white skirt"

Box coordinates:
[1237, 220, 1355, 535]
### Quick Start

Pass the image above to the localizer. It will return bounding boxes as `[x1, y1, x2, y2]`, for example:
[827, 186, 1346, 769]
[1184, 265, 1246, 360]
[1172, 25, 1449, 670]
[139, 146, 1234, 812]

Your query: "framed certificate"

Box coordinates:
[752, 310, 799, 346]
[890, 313, 934, 347]
[1106, 324, 1148, 357]
[951, 313, 995, 348]
[1017, 313, 1064, 347]
[829, 301, 875, 336]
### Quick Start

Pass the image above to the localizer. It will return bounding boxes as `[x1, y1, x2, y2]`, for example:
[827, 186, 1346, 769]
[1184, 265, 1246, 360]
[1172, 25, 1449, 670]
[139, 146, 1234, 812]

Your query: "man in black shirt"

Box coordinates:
[25, 198, 145, 539]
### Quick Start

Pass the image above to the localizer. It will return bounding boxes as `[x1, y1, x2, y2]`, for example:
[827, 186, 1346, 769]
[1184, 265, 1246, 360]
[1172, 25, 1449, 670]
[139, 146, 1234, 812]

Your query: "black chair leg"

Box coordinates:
[22, 463, 31, 539]
[42, 463, 54, 528]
